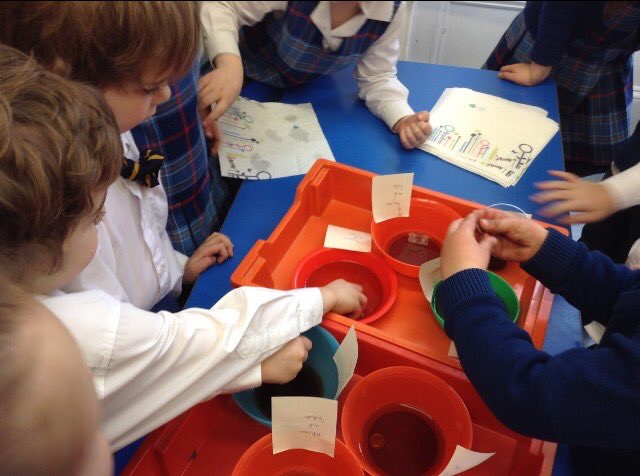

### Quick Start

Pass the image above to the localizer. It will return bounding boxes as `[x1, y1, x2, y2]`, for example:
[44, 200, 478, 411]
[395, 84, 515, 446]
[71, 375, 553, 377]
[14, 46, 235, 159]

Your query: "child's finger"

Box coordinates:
[497, 70, 520, 84]
[537, 200, 578, 217]
[399, 129, 411, 149]
[416, 110, 429, 122]
[547, 170, 580, 182]
[210, 96, 232, 121]
[198, 242, 229, 261]
[410, 123, 428, 144]
[534, 179, 575, 191]
[530, 189, 571, 204]
[403, 126, 418, 148]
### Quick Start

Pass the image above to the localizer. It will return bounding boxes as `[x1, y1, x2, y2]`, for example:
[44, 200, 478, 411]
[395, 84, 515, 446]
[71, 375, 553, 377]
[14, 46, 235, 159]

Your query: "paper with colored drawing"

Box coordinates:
[419, 88, 559, 187]
[218, 96, 335, 179]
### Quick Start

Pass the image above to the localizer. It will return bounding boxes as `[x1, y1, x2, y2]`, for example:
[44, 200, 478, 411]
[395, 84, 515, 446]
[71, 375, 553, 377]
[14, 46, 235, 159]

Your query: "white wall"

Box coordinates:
[400, 1, 640, 128]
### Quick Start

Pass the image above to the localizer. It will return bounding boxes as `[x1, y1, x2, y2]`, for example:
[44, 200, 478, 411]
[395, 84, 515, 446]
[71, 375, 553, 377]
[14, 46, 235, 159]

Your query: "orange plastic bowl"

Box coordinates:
[292, 248, 398, 324]
[371, 198, 461, 278]
[341, 366, 472, 476]
[232, 434, 364, 476]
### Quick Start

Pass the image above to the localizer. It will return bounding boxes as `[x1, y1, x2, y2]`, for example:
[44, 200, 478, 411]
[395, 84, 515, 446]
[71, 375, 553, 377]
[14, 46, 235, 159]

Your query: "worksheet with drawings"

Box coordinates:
[419, 88, 559, 187]
[218, 96, 335, 179]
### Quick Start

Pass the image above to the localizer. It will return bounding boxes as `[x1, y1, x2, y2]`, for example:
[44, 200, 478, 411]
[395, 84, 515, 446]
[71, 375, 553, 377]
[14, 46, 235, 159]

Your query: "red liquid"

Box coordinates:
[305, 261, 382, 319]
[363, 405, 442, 476]
[387, 234, 440, 266]
[279, 471, 320, 476]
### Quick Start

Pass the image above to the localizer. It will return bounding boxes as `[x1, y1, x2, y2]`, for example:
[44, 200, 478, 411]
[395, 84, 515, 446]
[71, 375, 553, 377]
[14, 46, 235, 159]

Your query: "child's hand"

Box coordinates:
[476, 209, 548, 263]
[498, 62, 552, 86]
[261, 336, 312, 384]
[393, 111, 432, 149]
[530, 170, 614, 224]
[183, 232, 234, 284]
[440, 210, 497, 279]
[320, 279, 367, 318]
[198, 54, 244, 142]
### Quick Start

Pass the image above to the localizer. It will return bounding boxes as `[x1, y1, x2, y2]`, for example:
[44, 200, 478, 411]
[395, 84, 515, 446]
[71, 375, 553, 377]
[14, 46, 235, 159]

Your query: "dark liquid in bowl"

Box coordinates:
[387, 234, 440, 266]
[254, 365, 324, 420]
[363, 404, 442, 476]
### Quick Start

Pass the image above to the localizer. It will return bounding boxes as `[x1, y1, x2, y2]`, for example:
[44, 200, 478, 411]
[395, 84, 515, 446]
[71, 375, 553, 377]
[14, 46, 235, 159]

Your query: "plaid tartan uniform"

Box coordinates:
[484, 7, 640, 168]
[131, 58, 237, 256]
[239, 1, 401, 88]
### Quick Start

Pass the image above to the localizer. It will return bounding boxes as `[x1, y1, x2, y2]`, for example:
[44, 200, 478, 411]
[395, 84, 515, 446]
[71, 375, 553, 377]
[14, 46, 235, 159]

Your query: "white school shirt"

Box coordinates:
[62, 132, 187, 310]
[602, 162, 640, 268]
[40, 286, 323, 450]
[200, 1, 414, 129]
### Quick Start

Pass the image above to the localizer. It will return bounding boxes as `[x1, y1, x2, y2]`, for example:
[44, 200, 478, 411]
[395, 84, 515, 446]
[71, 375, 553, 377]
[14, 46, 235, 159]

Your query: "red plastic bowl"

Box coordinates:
[232, 434, 364, 476]
[341, 366, 473, 476]
[292, 248, 398, 324]
[371, 198, 461, 278]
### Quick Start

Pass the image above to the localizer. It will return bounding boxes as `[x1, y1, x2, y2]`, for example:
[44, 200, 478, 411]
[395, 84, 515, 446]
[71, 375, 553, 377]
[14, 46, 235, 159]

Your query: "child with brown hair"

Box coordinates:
[0, 42, 366, 451]
[0, 1, 230, 310]
[0, 278, 112, 476]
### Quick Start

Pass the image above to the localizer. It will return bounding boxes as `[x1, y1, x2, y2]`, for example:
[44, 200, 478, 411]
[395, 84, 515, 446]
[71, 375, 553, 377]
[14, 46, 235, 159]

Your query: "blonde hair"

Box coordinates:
[0, 44, 122, 277]
[0, 1, 200, 88]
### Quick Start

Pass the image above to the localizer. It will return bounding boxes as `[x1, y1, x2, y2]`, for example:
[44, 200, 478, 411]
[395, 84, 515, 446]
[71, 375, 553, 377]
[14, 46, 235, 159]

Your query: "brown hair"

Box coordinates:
[0, 1, 200, 88]
[0, 44, 122, 277]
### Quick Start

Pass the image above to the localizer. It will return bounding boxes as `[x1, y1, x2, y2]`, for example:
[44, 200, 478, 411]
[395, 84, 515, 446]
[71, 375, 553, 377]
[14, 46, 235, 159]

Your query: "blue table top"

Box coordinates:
[187, 61, 580, 476]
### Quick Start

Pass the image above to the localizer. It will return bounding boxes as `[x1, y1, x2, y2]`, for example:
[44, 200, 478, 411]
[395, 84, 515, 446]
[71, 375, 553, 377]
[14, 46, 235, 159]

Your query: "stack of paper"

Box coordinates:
[218, 97, 335, 180]
[418, 88, 559, 187]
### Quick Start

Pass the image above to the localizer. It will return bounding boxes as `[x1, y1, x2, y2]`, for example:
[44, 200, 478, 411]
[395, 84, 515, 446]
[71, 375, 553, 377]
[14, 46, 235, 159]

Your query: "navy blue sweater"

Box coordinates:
[524, 1, 602, 66]
[437, 230, 640, 473]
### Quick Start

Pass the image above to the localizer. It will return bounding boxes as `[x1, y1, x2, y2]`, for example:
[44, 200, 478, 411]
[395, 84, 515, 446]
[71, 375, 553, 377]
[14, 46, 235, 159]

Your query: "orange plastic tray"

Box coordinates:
[123, 326, 556, 475]
[230, 160, 567, 372]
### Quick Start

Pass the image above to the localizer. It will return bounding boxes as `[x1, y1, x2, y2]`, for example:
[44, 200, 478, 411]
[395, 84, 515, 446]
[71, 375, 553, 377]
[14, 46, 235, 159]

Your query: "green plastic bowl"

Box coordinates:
[431, 271, 519, 328]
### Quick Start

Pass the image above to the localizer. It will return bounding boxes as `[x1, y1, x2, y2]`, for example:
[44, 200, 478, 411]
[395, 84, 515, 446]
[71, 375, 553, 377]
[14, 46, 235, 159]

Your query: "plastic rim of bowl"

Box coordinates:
[340, 366, 473, 476]
[291, 248, 398, 325]
[431, 270, 520, 328]
[370, 198, 462, 278]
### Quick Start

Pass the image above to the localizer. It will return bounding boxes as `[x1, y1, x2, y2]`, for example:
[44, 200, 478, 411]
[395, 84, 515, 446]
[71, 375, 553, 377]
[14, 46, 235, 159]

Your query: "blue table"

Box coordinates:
[187, 62, 582, 475]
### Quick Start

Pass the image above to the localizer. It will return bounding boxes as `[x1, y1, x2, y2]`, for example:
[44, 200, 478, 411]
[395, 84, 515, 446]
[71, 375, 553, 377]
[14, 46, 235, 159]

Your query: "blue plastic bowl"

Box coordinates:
[233, 325, 340, 427]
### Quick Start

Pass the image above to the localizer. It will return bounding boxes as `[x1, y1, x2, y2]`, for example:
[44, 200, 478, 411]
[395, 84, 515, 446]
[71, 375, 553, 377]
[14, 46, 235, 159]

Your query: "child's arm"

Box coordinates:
[199, 2, 284, 130]
[498, 2, 582, 86]
[438, 271, 640, 448]
[45, 280, 365, 450]
[353, 2, 431, 149]
[438, 214, 640, 448]
[477, 209, 640, 326]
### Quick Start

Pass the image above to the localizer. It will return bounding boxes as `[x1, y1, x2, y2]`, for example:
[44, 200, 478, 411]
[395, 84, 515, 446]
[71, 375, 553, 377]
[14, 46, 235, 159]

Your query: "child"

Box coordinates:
[531, 121, 640, 267]
[0, 1, 230, 310]
[131, 58, 238, 256]
[0, 279, 112, 476]
[0, 43, 366, 451]
[199, 1, 432, 150]
[484, 1, 640, 176]
[436, 208, 640, 475]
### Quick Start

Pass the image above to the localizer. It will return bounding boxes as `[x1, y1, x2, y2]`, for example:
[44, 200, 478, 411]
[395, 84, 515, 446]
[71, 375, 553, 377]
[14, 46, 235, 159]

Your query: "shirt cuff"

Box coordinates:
[221, 364, 262, 393]
[205, 31, 241, 63]
[380, 101, 415, 130]
[602, 170, 640, 212]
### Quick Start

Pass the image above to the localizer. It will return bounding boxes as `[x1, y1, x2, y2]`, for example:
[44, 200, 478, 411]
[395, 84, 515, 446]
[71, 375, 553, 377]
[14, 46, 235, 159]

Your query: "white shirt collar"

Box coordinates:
[310, 1, 395, 40]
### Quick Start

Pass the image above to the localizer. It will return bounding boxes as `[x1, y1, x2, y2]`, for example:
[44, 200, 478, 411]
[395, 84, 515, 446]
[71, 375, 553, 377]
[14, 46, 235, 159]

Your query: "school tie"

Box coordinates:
[121, 149, 165, 188]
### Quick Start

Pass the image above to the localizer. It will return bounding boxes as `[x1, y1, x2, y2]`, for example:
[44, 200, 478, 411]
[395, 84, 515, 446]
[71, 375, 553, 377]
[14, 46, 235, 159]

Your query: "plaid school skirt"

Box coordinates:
[131, 58, 238, 256]
[484, 12, 634, 168]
